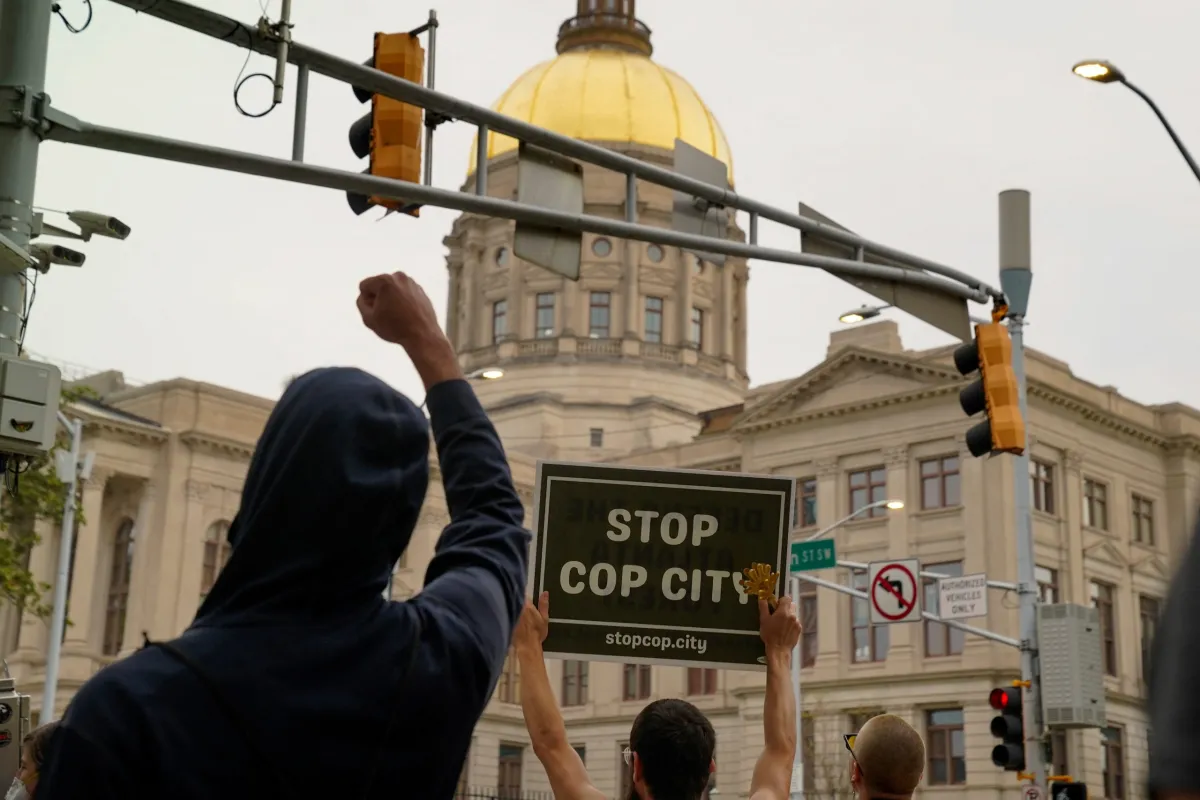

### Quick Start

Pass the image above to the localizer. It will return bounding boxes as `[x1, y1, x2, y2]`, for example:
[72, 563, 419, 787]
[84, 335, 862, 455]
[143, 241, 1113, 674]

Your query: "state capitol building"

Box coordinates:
[1, 3, 1191, 799]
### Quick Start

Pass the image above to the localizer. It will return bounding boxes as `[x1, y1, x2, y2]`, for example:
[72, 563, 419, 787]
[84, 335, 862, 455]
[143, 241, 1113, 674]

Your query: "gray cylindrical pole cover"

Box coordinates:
[998, 189, 1031, 272]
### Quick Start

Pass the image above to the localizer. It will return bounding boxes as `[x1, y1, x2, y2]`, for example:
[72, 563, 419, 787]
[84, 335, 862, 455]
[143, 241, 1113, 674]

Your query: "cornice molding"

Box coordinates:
[732, 349, 1200, 458]
[179, 431, 256, 459]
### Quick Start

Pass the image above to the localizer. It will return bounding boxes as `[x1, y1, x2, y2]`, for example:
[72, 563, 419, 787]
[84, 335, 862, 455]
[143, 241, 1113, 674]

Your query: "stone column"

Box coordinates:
[458, 261, 475, 351]
[63, 467, 111, 649]
[149, 465, 192, 637]
[119, 480, 158, 657]
[171, 480, 215, 633]
[734, 267, 748, 371]
[623, 240, 640, 338]
[1063, 450, 1086, 604]
[561, 275, 580, 338]
[10, 519, 56, 660]
[505, 261, 524, 340]
[719, 263, 735, 360]
[677, 253, 694, 346]
[813, 458, 842, 667]
[445, 265, 460, 346]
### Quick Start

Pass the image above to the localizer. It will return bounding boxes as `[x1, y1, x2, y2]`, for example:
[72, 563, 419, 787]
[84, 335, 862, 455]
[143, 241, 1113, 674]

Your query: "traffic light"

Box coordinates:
[953, 310, 1025, 458]
[347, 32, 425, 217]
[989, 686, 1025, 771]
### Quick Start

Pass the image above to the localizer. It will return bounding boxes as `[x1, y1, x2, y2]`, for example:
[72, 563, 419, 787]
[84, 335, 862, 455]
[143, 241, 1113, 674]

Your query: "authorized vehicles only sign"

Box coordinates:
[529, 461, 795, 670]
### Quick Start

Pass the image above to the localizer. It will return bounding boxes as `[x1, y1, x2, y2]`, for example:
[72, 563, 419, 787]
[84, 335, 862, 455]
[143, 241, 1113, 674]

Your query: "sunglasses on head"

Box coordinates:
[844, 734, 865, 775]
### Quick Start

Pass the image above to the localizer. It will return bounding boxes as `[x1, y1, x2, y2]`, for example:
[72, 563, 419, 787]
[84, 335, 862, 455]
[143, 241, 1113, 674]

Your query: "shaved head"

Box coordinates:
[854, 714, 925, 796]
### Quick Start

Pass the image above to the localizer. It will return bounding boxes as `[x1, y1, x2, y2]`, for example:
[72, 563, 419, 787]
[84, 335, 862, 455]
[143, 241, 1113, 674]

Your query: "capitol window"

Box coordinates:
[646, 244, 664, 263]
[495, 246, 509, 266]
[591, 237, 612, 258]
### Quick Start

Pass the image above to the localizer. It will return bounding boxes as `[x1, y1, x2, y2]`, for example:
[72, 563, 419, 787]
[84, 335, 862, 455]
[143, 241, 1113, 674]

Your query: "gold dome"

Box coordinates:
[469, 49, 734, 185]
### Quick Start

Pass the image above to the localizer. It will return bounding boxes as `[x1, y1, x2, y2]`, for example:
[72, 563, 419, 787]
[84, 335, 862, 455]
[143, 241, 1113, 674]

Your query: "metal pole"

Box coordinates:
[789, 575, 804, 800]
[0, 0, 54, 357]
[835, 558, 1019, 592]
[42, 414, 82, 722]
[43, 118, 985, 301]
[1122, 81, 1200, 185]
[999, 189, 1044, 786]
[421, 9, 437, 188]
[474, 125, 488, 197]
[797, 573, 1020, 648]
[270, 0, 292, 106]
[291, 65, 309, 161]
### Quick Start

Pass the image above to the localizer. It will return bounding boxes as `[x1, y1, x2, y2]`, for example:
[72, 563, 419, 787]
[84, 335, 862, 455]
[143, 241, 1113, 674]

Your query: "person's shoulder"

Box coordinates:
[67, 643, 183, 722]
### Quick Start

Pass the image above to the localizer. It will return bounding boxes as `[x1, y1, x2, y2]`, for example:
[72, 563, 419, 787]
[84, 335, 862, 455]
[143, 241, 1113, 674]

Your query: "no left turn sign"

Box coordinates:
[867, 559, 921, 624]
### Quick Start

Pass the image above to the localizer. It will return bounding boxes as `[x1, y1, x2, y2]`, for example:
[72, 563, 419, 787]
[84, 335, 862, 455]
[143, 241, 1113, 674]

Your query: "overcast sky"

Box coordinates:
[26, 0, 1200, 410]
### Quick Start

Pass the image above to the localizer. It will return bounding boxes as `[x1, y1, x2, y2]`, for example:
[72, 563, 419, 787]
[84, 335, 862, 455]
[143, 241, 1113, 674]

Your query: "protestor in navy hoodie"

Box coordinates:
[36, 271, 530, 800]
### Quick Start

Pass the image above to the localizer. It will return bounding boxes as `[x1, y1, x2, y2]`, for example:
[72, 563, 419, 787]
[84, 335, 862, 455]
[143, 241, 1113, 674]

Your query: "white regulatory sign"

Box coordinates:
[867, 559, 921, 625]
[1024, 785, 1045, 800]
[938, 572, 989, 621]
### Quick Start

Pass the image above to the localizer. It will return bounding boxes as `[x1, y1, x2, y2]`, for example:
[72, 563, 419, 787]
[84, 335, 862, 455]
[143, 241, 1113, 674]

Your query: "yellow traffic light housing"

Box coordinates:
[347, 32, 425, 217]
[953, 308, 1026, 457]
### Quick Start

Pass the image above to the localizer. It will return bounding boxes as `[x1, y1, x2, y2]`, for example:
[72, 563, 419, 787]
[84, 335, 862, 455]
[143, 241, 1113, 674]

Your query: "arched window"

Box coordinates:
[201, 520, 233, 597]
[102, 518, 135, 656]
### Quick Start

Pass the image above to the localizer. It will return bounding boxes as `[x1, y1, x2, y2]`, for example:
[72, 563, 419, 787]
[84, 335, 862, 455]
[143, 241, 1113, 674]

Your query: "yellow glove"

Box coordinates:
[740, 562, 779, 610]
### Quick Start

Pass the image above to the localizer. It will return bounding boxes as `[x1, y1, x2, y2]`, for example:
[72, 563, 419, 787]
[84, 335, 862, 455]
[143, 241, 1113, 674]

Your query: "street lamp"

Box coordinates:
[838, 304, 890, 324]
[786, 495, 902, 800]
[1071, 59, 1200, 184]
[466, 367, 504, 381]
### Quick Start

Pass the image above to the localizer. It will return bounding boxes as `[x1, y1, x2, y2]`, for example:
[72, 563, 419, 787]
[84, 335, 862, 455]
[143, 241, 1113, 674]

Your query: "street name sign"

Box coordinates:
[529, 461, 795, 670]
[867, 559, 921, 624]
[938, 572, 988, 621]
[789, 539, 837, 573]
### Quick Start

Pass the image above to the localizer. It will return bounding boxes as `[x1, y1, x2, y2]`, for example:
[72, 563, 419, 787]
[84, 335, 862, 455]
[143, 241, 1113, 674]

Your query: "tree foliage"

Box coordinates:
[0, 386, 98, 618]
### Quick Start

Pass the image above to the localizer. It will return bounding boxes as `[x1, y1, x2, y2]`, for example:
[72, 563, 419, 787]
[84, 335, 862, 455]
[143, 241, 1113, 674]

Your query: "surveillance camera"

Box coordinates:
[30, 243, 86, 272]
[67, 211, 131, 241]
[0, 234, 37, 273]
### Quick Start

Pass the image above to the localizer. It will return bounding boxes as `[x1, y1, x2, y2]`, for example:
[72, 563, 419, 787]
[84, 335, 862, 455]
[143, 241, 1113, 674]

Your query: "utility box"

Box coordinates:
[0, 353, 62, 458]
[0, 674, 31, 789]
[1038, 603, 1106, 728]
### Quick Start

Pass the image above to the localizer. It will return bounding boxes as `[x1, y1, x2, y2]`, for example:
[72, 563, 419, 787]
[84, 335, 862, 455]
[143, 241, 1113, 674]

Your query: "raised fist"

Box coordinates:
[356, 271, 442, 349]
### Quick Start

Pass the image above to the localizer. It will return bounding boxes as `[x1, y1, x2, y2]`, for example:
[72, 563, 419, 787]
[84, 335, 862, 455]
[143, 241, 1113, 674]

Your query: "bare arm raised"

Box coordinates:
[514, 592, 606, 800]
[749, 596, 803, 800]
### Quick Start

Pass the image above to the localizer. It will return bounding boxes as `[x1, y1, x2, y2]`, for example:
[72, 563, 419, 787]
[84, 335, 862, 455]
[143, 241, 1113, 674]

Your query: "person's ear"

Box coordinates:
[850, 760, 861, 786]
[633, 753, 644, 783]
[710, 758, 716, 774]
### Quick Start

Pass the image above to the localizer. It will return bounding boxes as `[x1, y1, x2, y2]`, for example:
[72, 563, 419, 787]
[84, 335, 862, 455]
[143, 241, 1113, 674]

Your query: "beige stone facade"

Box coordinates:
[0, 316, 1190, 800]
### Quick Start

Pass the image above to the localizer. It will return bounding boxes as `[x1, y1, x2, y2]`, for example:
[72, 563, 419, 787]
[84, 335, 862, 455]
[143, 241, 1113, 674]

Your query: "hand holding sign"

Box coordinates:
[759, 595, 802, 654]
[740, 563, 779, 610]
[514, 591, 551, 654]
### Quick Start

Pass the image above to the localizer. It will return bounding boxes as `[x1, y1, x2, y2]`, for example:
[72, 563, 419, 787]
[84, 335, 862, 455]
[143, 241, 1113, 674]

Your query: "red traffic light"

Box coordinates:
[989, 687, 1022, 711]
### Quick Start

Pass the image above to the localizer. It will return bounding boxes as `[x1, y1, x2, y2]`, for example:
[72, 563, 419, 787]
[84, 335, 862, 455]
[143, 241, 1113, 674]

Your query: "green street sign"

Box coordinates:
[789, 539, 837, 573]
[530, 461, 795, 671]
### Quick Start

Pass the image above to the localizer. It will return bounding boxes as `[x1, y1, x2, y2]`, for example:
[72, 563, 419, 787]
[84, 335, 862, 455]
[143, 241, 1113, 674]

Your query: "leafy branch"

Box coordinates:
[0, 385, 98, 618]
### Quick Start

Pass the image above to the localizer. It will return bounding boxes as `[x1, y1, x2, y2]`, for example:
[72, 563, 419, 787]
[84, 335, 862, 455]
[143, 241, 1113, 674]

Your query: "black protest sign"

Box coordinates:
[529, 461, 795, 670]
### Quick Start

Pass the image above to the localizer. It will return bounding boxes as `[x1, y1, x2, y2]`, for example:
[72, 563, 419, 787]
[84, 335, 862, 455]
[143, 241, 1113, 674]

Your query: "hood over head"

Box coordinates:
[195, 367, 430, 625]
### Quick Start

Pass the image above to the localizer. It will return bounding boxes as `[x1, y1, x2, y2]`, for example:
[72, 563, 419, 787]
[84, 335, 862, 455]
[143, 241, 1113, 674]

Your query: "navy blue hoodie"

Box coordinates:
[37, 368, 529, 800]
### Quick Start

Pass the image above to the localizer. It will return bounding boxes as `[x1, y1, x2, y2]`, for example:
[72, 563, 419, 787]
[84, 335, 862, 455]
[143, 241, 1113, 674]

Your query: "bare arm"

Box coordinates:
[750, 597, 801, 800]
[514, 594, 605, 800]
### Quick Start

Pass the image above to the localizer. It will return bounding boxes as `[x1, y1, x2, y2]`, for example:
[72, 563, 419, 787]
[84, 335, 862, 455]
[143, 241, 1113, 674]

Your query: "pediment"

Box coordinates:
[734, 348, 963, 430]
[1083, 537, 1129, 568]
[1132, 553, 1169, 579]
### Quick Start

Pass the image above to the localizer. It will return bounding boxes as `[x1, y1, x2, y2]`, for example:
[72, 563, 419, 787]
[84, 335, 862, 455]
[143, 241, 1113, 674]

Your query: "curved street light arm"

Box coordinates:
[1122, 80, 1200, 185]
[799, 499, 897, 543]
